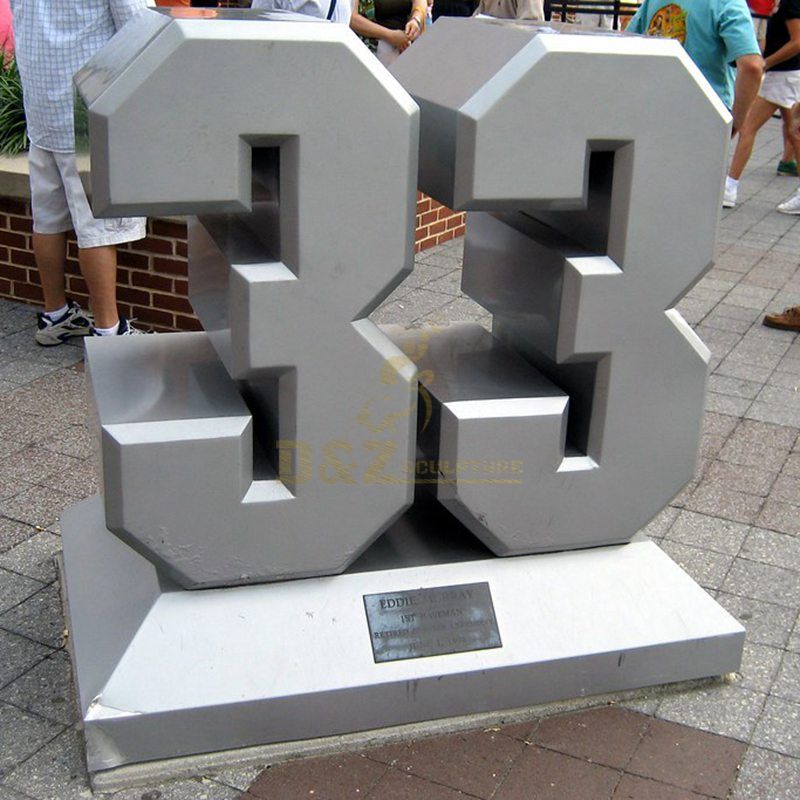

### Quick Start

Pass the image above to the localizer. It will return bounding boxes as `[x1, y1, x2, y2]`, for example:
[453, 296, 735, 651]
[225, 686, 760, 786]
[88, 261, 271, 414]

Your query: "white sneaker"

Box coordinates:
[722, 185, 737, 208]
[88, 317, 150, 338]
[777, 189, 800, 214]
[35, 299, 93, 346]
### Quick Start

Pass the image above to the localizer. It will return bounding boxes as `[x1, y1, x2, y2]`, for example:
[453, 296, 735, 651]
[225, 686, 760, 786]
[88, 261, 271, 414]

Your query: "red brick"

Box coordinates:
[67, 242, 79, 259]
[132, 272, 174, 292]
[9, 248, 36, 268]
[416, 198, 432, 214]
[174, 279, 188, 295]
[0, 214, 7, 230]
[437, 230, 456, 244]
[429, 221, 447, 235]
[13, 282, 43, 301]
[153, 257, 188, 276]
[64, 259, 81, 275]
[117, 286, 150, 305]
[0, 278, 11, 294]
[0, 264, 28, 282]
[117, 250, 150, 270]
[446, 215, 465, 230]
[116, 268, 130, 286]
[0, 231, 27, 248]
[66, 276, 89, 295]
[452, 225, 466, 238]
[0, 246, 8, 261]
[176, 240, 188, 258]
[175, 314, 203, 332]
[151, 219, 187, 239]
[418, 235, 438, 250]
[132, 305, 174, 327]
[9, 216, 33, 233]
[421, 210, 438, 226]
[131, 236, 174, 255]
[0, 198, 29, 215]
[153, 292, 193, 314]
[415, 227, 428, 242]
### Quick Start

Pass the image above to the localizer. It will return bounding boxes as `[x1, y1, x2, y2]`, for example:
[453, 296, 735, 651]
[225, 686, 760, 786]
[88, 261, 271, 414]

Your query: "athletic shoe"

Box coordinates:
[722, 185, 737, 208]
[763, 305, 800, 331]
[777, 189, 800, 214]
[35, 299, 93, 346]
[88, 317, 149, 338]
[777, 160, 799, 176]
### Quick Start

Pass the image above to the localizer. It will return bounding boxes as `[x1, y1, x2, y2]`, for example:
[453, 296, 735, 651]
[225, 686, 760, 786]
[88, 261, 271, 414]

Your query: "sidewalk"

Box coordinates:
[0, 117, 798, 799]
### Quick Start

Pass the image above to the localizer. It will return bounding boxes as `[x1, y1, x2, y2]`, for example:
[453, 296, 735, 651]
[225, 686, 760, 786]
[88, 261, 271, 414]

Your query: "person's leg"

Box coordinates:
[78, 245, 119, 329]
[32, 232, 68, 313]
[728, 96, 778, 180]
[782, 104, 800, 165]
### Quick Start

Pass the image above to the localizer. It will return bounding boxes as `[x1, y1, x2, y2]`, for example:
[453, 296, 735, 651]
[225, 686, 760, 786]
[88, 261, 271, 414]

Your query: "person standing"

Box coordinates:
[10, 0, 150, 343]
[724, 0, 800, 207]
[627, 0, 763, 141]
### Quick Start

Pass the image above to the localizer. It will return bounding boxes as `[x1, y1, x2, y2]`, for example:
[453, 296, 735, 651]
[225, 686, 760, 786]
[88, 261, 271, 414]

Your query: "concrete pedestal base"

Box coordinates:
[61, 495, 744, 781]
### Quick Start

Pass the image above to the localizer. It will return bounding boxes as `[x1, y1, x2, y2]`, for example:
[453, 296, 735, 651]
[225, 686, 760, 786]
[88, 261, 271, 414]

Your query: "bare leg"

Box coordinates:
[78, 245, 119, 329]
[729, 97, 779, 180]
[32, 232, 68, 313]
[783, 105, 800, 165]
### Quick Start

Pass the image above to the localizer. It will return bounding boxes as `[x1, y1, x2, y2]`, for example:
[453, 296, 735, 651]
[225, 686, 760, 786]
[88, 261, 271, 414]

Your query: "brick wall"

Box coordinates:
[0, 193, 465, 332]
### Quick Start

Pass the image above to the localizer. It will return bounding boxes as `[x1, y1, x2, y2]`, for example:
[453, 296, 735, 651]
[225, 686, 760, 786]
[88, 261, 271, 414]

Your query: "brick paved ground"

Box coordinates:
[0, 117, 798, 798]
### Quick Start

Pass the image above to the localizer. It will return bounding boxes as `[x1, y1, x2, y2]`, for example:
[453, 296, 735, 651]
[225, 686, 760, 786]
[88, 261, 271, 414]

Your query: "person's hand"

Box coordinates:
[388, 28, 411, 52]
[405, 16, 423, 41]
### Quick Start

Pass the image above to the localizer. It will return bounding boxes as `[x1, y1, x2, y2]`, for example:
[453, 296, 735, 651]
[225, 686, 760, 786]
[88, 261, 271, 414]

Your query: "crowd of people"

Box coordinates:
[3, 0, 800, 341]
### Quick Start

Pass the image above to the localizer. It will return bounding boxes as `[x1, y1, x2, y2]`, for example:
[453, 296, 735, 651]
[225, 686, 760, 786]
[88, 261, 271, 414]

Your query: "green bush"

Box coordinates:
[0, 53, 28, 156]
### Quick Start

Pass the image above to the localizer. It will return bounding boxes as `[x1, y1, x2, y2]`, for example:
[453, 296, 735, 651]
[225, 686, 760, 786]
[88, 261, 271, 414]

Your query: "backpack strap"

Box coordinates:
[327, 0, 338, 18]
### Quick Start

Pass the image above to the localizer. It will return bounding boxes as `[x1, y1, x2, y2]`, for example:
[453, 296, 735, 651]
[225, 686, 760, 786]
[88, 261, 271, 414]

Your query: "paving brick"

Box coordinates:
[0, 567, 44, 615]
[731, 746, 800, 800]
[656, 684, 766, 741]
[626, 717, 746, 797]
[247, 753, 387, 800]
[492, 746, 620, 800]
[0, 702, 63, 779]
[0, 584, 64, 649]
[684, 484, 763, 525]
[721, 558, 800, 606]
[664, 511, 749, 555]
[0, 531, 59, 583]
[751, 696, 800, 757]
[613, 773, 711, 799]
[531, 706, 649, 769]
[658, 541, 734, 591]
[736, 642, 784, 693]
[771, 652, 800, 704]
[740, 528, 800, 571]
[0, 629, 50, 691]
[716, 592, 797, 648]
[756, 499, 800, 536]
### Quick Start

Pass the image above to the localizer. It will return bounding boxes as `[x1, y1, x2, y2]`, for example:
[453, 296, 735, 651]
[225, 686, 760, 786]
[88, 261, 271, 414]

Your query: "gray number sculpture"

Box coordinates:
[389, 19, 729, 553]
[78, 13, 420, 587]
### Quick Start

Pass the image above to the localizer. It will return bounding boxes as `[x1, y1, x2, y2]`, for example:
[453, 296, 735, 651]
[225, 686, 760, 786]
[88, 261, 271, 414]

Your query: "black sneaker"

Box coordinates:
[35, 300, 93, 346]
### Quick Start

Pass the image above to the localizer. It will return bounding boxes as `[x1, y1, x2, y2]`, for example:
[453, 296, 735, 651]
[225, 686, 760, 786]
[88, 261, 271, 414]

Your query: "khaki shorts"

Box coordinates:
[759, 70, 800, 110]
[28, 144, 146, 249]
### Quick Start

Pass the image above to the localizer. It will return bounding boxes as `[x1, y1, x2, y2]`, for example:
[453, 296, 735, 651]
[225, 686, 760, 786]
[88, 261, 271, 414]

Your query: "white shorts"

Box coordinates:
[28, 144, 146, 249]
[759, 70, 800, 110]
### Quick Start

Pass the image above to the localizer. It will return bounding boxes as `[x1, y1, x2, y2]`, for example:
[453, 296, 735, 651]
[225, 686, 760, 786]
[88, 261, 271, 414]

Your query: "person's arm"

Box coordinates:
[405, 0, 427, 40]
[350, 9, 411, 51]
[731, 53, 765, 134]
[765, 18, 800, 69]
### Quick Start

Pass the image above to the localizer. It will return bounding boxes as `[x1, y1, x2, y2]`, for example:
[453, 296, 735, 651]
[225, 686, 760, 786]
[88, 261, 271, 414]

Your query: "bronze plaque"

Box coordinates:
[364, 582, 502, 663]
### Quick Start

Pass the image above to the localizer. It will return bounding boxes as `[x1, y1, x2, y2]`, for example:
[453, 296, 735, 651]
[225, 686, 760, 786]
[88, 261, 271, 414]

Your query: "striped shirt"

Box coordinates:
[10, 0, 149, 151]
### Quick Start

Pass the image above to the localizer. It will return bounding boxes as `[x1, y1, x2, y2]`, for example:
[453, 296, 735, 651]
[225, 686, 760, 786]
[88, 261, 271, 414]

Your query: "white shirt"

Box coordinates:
[10, 0, 149, 152]
[250, 0, 353, 26]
